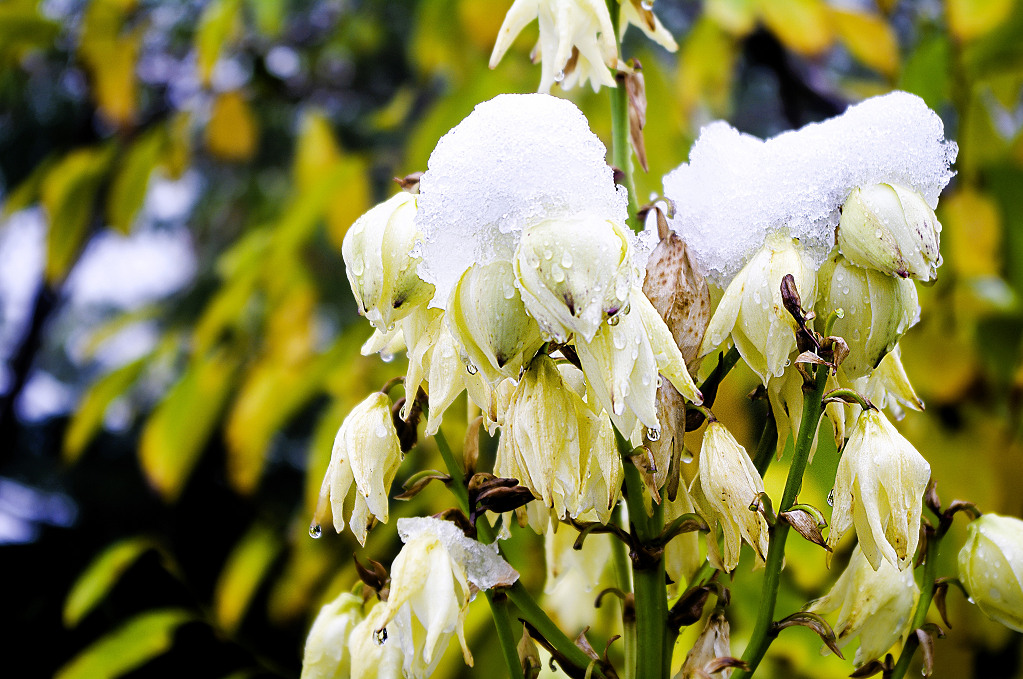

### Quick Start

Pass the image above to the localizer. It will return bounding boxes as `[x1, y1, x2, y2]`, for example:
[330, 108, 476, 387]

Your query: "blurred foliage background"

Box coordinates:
[1, 0, 1022, 677]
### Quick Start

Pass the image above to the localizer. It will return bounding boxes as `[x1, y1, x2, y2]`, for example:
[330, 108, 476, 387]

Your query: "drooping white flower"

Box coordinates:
[958, 513, 1023, 632]
[827, 408, 930, 570]
[700, 233, 817, 385]
[342, 192, 435, 331]
[808, 544, 919, 666]
[348, 602, 405, 679]
[837, 183, 943, 281]
[301, 592, 364, 679]
[312, 392, 403, 545]
[698, 421, 770, 572]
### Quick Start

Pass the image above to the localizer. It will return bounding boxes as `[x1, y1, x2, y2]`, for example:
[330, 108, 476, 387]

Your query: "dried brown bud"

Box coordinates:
[643, 228, 710, 367]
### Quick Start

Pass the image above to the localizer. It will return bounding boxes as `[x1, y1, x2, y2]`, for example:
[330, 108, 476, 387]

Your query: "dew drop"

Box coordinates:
[374, 627, 388, 645]
[827, 488, 835, 507]
[608, 313, 621, 326]
[647, 427, 660, 442]
[681, 448, 694, 463]
[543, 249, 553, 260]
[375, 424, 389, 438]
[561, 251, 573, 268]
[554, 70, 565, 83]
[466, 363, 478, 375]
[381, 352, 395, 363]
[989, 587, 1002, 601]
[309, 523, 322, 539]
[656, 375, 663, 387]
[875, 228, 883, 239]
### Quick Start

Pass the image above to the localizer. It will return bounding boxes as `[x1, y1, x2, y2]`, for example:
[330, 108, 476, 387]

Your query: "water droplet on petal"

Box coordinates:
[608, 313, 620, 326]
[375, 424, 388, 438]
[827, 488, 835, 507]
[646, 427, 660, 442]
[466, 363, 478, 375]
[309, 523, 322, 539]
[554, 70, 565, 83]
[561, 251, 573, 268]
[374, 627, 388, 645]
[381, 352, 395, 363]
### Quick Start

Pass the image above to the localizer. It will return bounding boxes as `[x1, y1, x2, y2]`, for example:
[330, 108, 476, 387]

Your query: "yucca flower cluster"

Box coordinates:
[298, 2, 1023, 677]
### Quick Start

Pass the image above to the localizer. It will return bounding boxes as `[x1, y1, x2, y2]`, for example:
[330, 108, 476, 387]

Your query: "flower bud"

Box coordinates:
[342, 193, 435, 331]
[807, 544, 919, 666]
[837, 183, 942, 281]
[301, 592, 364, 679]
[698, 421, 770, 572]
[447, 260, 545, 385]
[312, 392, 403, 545]
[701, 233, 817, 385]
[677, 611, 732, 679]
[816, 254, 919, 378]
[827, 408, 930, 570]
[514, 215, 634, 344]
[643, 230, 711, 367]
[958, 513, 1023, 632]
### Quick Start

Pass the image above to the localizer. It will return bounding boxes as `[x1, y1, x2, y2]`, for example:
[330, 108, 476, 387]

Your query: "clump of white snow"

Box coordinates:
[663, 91, 958, 285]
[396, 517, 519, 591]
[415, 93, 629, 307]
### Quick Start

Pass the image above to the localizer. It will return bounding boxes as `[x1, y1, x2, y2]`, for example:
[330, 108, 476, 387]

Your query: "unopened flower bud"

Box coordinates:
[676, 611, 733, 679]
[312, 392, 403, 545]
[514, 215, 634, 344]
[958, 513, 1023, 632]
[816, 253, 919, 378]
[808, 544, 919, 666]
[701, 233, 817, 385]
[699, 421, 770, 572]
[342, 193, 435, 331]
[301, 592, 364, 679]
[828, 409, 930, 570]
[838, 183, 942, 281]
[447, 260, 545, 385]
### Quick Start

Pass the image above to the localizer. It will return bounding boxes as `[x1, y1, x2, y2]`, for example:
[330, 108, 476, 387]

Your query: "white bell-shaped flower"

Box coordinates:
[312, 392, 403, 545]
[342, 192, 435, 331]
[808, 544, 919, 666]
[301, 592, 364, 679]
[837, 183, 942, 281]
[958, 513, 1023, 632]
[701, 233, 817, 385]
[827, 408, 930, 570]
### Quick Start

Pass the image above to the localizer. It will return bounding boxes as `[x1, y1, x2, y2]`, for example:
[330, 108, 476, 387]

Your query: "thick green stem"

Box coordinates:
[890, 530, 942, 679]
[433, 429, 595, 678]
[606, 0, 639, 229]
[734, 366, 830, 679]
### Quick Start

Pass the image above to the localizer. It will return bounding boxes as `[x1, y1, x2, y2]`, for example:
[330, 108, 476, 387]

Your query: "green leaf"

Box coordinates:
[139, 349, 240, 502]
[244, 0, 284, 37]
[898, 32, 951, 111]
[40, 144, 116, 284]
[0, 0, 59, 57]
[214, 524, 282, 632]
[55, 609, 192, 679]
[106, 127, 166, 234]
[196, 0, 242, 87]
[63, 537, 155, 627]
[64, 356, 149, 464]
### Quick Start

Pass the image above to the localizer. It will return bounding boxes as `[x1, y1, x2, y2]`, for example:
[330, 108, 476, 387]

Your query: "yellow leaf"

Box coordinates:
[830, 8, 899, 77]
[193, 268, 260, 355]
[245, 0, 284, 37]
[947, 0, 1017, 42]
[940, 188, 1002, 277]
[63, 537, 154, 627]
[78, 0, 141, 127]
[164, 112, 193, 179]
[214, 524, 282, 632]
[64, 356, 148, 464]
[706, 0, 757, 36]
[206, 91, 258, 162]
[0, 1, 59, 58]
[677, 17, 738, 120]
[757, 0, 834, 56]
[55, 609, 192, 679]
[196, 0, 241, 86]
[40, 144, 116, 284]
[139, 350, 239, 502]
[458, 0, 505, 52]
[326, 158, 371, 251]
[293, 111, 341, 193]
[106, 127, 166, 234]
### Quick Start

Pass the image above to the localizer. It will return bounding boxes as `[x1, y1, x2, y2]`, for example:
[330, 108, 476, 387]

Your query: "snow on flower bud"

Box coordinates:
[447, 260, 544, 385]
[342, 192, 435, 331]
[958, 513, 1023, 632]
[380, 518, 519, 677]
[700, 233, 817, 385]
[807, 544, 919, 666]
[514, 215, 634, 344]
[301, 592, 364, 679]
[698, 421, 770, 572]
[827, 408, 930, 570]
[575, 287, 702, 435]
[312, 392, 403, 546]
[348, 602, 405, 679]
[837, 183, 942, 281]
[816, 253, 919, 378]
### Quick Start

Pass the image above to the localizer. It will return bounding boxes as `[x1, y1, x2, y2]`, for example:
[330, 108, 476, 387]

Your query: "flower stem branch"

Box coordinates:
[890, 524, 942, 679]
[606, 0, 639, 229]
[734, 365, 830, 678]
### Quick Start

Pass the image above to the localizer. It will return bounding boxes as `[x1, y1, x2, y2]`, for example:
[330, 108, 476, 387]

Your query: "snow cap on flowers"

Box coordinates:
[663, 91, 957, 285]
[415, 93, 643, 309]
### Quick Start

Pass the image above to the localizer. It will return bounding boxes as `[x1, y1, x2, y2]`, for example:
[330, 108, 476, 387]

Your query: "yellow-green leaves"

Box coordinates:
[206, 91, 259, 162]
[139, 350, 240, 502]
[78, 0, 142, 127]
[55, 609, 193, 679]
[64, 537, 156, 627]
[106, 128, 167, 235]
[196, 0, 242, 86]
[947, 0, 1018, 42]
[40, 144, 116, 284]
[64, 356, 148, 464]
[214, 524, 282, 633]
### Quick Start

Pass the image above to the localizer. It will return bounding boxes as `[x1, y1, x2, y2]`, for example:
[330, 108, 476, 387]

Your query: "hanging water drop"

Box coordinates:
[466, 363, 478, 375]
[309, 523, 322, 539]
[827, 488, 835, 506]
[608, 313, 620, 326]
[381, 352, 395, 363]
[554, 70, 565, 83]
[647, 427, 661, 442]
[374, 627, 388, 645]
[681, 448, 694, 463]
